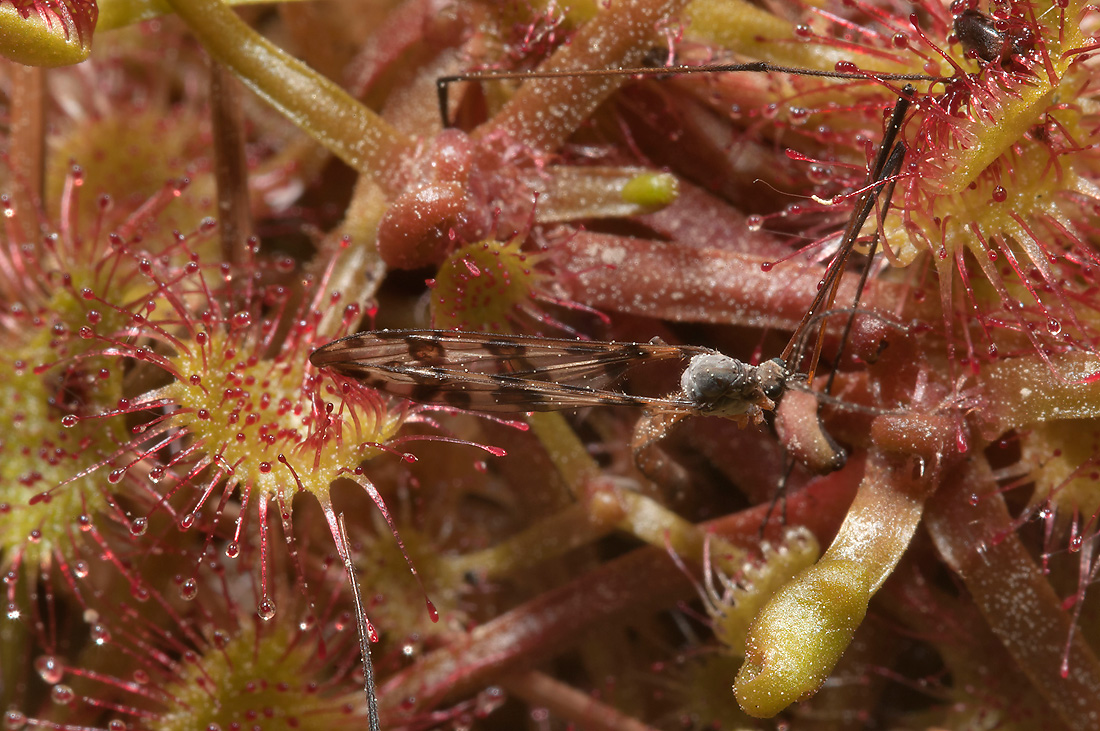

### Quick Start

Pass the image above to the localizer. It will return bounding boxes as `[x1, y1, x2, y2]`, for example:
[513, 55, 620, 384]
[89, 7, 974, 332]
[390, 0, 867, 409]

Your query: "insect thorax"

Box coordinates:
[681, 353, 780, 417]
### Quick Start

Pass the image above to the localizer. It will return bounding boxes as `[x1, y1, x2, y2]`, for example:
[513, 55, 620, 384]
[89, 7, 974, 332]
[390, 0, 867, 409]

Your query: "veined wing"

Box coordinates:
[309, 329, 711, 413]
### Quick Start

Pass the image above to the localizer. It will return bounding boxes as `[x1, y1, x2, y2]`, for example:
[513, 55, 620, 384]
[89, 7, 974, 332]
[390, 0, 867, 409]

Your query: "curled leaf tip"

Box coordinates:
[0, 0, 96, 66]
[620, 172, 679, 209]
[734, 559, 873, 718]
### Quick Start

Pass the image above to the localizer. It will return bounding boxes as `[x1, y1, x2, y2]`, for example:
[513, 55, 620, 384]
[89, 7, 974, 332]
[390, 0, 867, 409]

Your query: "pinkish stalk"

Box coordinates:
[503, 671, 663, 731]
[926, 456, 1100, 729]
[163, 0, 414, 189]
[480, 0, 691, 151]
[556, 231, 924, 330]
[208, 61, 253, 267]
[376, 467, 860, 722]
[8, 63, 45, 220]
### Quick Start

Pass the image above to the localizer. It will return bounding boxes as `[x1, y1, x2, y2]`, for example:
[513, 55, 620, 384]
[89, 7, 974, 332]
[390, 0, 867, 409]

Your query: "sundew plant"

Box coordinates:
[3, 0, 1100, 729]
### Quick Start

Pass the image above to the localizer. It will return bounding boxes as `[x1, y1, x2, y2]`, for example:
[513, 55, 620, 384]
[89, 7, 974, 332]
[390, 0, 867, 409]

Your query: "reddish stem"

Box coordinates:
[555, 232, 924, 332]
[925, 456, 1100, 728]
[376, 463, 860, 722]
[209, 61, 253, 268]
[9, 63, 44, 221]
[480, 0, 691, 152]
[503, 671, 662, 731]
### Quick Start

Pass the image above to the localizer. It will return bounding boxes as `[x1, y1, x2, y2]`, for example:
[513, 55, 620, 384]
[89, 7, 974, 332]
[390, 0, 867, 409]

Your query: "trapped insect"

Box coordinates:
[312, 58, 919, 439]
[309, 329, 791, 427]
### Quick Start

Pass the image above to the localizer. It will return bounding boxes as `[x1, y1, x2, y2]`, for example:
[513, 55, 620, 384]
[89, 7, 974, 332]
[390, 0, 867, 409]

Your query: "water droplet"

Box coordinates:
[91, 624, 111, 645]
[426, 598, 439, 623]
[968, 493, 980, 506]
[231, 312, 253, 330]
[1047, 318, 1061, 335]
[108, 720, 126, 731]
[129, 517, 147, 536]
[72, 561, 89, 578]
[50, 684, 75, 705]
[225, 541, 240, 559]
[257, 599, 277, 621]
[34, 655, 64, 684]
[807, 164, 833, 185]
[61, 415, 78, 428]
[179, 578, 198, 601]
[5, 711, 27, 730]
[180, 513, 196, 530]
[107, 468, 126, 485]
[991, 186, 1007, 202]
[476, 686, 506, 716]
[746, 215, 763, 232]
[788, 107, 810, 125]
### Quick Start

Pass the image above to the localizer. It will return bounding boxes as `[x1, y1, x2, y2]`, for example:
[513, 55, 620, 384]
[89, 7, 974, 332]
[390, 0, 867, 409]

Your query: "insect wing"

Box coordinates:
[309, 329, 708, 413]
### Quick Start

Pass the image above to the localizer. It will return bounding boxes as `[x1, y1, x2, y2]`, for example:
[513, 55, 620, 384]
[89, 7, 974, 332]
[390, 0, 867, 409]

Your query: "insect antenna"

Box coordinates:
[779, 85, 914, 385]
[436, 63, 936, 128]
[820, 143, 906, 395]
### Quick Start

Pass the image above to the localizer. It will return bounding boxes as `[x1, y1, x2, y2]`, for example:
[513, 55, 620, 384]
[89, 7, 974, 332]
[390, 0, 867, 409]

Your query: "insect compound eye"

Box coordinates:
[681, 353, 754, 412]
[756, 358, 790, 401]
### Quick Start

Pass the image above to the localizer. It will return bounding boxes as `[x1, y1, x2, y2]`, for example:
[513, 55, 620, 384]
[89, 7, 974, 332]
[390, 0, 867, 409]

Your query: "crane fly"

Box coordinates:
[311, 88, 912, 424]
[346, 3, 1050, 418]
[309, 329, 790, 427]
[314, 36, 927, 427]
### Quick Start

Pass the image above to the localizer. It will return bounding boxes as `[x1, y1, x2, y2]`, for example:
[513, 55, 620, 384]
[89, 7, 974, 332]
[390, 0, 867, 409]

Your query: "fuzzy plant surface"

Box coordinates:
[3, 0, 1100, 729]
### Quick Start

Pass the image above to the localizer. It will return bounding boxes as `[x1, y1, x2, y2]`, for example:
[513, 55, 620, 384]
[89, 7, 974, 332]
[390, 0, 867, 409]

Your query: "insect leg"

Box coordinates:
[631, 411, 691, 491]
[821, 139, 908, 395]
[780, 85, 914, 383]
[436, 65, 934, 128]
